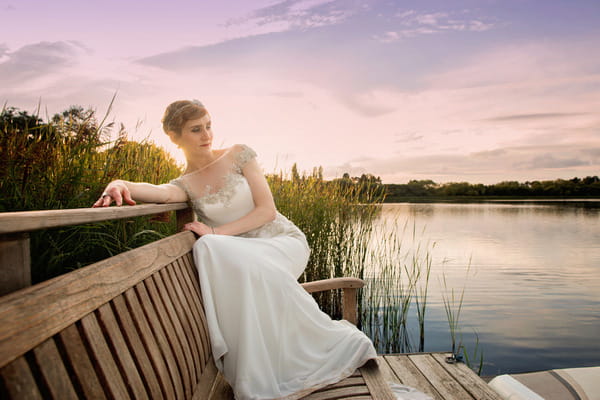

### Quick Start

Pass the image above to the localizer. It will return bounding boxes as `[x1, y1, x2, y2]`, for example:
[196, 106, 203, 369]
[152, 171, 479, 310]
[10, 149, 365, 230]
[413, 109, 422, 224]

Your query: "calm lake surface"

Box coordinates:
[374, 201, 600, 376]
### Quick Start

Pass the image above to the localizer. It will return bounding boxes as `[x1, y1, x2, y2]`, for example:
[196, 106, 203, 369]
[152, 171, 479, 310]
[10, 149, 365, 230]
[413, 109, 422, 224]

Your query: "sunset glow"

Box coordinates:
[2, 0, 599, 183]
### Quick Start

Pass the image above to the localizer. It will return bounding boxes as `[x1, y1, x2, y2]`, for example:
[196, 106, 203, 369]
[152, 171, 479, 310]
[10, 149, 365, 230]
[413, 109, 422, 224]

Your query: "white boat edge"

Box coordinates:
[488, 366, 600, 400]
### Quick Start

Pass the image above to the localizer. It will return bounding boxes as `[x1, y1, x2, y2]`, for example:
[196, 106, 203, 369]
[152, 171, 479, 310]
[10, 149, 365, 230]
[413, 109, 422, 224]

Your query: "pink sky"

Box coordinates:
[2, 0, 599, 183]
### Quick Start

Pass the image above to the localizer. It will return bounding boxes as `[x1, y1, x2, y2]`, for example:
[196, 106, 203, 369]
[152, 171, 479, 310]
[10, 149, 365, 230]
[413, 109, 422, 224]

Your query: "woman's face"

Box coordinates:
[174, 114, 213, 153]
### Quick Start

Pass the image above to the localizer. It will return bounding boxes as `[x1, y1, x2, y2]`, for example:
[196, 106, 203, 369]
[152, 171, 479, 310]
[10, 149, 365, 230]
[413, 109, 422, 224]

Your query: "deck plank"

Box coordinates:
[431, 353, 502, 400]
[409, 354, 475, 399]
[384, 354, 443, 400]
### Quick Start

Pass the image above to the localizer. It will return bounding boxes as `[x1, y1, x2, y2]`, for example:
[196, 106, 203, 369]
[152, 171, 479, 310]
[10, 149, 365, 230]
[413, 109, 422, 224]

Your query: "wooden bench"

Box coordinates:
[0, 205, 395, 399]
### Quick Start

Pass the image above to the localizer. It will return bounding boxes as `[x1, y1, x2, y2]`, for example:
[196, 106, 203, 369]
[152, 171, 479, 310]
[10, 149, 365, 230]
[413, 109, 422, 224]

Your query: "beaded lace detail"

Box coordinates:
[194, 172, 245, 207]
[233, 145, 257, 173]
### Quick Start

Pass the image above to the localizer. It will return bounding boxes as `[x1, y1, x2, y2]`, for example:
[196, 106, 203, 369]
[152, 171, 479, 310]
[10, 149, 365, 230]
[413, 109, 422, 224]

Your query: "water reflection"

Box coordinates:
[373, 201, 600, 375]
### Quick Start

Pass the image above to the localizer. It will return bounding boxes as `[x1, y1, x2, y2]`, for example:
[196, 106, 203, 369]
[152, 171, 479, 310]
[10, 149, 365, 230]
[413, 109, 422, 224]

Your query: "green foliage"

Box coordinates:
[384, 177, 600, 200]
[0, 105, 183, 282]
[267, 166, 384, 319]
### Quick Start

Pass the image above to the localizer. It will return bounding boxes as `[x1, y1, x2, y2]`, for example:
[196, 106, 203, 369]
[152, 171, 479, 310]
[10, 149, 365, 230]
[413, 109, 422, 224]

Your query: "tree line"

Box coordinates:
[383, 177, 600, 201]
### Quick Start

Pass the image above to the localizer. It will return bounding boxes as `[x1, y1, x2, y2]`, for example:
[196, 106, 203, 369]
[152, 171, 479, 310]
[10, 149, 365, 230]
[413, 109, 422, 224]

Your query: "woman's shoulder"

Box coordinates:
[228, 144, 257, 168]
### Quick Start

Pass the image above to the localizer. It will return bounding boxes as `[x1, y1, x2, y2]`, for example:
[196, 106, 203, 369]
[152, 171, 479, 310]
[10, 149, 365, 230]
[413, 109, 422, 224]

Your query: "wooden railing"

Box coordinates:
[0, 203, 194, 296]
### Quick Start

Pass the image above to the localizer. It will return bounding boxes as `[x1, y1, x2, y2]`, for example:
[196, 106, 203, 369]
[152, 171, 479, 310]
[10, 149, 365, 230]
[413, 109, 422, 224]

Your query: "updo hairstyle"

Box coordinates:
[162, 100, 208, 136]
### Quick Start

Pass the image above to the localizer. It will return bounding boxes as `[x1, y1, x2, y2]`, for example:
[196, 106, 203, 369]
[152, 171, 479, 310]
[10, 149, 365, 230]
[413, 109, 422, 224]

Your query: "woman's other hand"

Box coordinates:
[183, 221, 215, 236]
[92, 180, 137, 207]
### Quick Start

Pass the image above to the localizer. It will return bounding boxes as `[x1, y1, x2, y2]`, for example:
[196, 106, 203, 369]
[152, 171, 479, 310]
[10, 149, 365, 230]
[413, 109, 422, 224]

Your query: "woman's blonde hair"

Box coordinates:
[162, 100, 207, 135]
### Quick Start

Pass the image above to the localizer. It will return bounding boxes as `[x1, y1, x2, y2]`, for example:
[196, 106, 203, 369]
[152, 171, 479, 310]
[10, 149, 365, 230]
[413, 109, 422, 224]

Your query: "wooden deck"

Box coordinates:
[378, 353, 502, 400]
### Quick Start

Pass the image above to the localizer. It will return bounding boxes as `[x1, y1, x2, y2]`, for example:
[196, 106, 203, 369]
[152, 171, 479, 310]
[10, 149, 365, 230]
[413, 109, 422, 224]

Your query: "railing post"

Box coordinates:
[175, 207, 194, 232]
[343, 288, 358, 325]
[0, 233, 31, 296]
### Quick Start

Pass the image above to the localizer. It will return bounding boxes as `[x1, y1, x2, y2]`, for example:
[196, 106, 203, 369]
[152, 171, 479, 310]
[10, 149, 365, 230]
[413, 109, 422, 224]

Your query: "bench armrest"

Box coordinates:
[301, 277, 365, 325]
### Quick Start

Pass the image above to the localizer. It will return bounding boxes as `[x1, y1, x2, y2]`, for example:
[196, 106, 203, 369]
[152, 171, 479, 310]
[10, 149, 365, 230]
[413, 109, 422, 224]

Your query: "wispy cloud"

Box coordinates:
[483, 112, 589, 122]
[326, 142, 600, 183]
[374, 9, 495, 42]
[225, 0, 359, 33]
[395, 131, 424, 143]
[0, 41, 87, 85]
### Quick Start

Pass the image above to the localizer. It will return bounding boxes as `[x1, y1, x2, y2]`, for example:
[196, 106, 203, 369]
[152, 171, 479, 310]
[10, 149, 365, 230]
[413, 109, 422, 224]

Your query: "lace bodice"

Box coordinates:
[170, 144, 304, 240]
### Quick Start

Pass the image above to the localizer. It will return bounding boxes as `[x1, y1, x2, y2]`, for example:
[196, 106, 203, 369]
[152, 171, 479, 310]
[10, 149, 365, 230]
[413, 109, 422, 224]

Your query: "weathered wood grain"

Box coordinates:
[0, 233, 30, 296]
[145, 273, 193, 398]
[165, 263, 203, 379]
[96, 302, 149, 399]
[31, 338, 78, 400]
[360, 359, 397, 400]
[0, 231, 196, 369]
[409, 353, 473, 399]
[300, 277, 365, 293]
[385, 353, 443, 400]
[160, 266, 201, 382]
[172, 258, 209, 370]
[56, 323, 107, 399]
[80, 312, 130, 399]
[431, 353, 502, 400]
[343, 287, 358, 324]
[119, 289, 176, 399]
[133, 281, 186, 399]
[0, 203, 189, 234]
[0, 355, 44, 399]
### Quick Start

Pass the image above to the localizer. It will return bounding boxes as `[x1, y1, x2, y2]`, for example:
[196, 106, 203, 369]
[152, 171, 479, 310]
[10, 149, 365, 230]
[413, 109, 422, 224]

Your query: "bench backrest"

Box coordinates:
[0, 231, 215, 399]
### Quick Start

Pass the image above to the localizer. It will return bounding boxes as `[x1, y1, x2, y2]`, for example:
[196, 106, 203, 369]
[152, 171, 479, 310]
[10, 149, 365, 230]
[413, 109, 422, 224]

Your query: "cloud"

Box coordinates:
[483, 113, 589, 122]
[225, 0, 356, 33]
[0, 41, 87, 85]
[373, 9, 496, 42]
[395, 131, 423, 143]
[325, 143, 600, 183]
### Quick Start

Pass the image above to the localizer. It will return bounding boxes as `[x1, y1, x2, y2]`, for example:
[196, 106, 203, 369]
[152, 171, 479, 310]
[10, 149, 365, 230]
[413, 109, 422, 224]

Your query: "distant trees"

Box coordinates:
[384, 177, 600, 201]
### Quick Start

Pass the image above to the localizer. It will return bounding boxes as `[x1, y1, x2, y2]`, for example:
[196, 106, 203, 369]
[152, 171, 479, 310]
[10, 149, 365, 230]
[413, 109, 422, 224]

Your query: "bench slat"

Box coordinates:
[0, 355, 44, 399]
[159, 267, 200, 384]
[166, 263, 204, 379]
[173, 258, 210, 370]
[133, 282, 186, 400]
[97, 302, 149, 399]
[119, 290, 176, 399]
[0, 231, 197, 369]
[31, 338, 79, 400]
[56, 323, 108, 399]
[80, 312, 131, 399]
[179, 256, 212, 361]
[145, 274, 194, 398]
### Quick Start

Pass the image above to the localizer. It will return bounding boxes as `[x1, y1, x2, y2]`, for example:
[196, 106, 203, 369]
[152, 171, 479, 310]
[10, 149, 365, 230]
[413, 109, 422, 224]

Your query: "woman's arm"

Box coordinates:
[183, 157, 277, 236]
[92, 180, 187, 207]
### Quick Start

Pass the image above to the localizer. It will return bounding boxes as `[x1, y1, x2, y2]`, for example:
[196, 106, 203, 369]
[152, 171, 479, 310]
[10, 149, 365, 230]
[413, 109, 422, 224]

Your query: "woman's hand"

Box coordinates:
[183, 221, 215, 236]
[92, 180, 137, 207]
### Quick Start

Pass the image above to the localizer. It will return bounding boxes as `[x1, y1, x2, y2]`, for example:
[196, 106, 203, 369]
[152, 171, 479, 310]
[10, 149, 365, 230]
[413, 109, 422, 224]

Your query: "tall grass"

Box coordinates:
[2, 104, 478, 367]
[267, 170, 384, 319]
[1, 105, 182, 282]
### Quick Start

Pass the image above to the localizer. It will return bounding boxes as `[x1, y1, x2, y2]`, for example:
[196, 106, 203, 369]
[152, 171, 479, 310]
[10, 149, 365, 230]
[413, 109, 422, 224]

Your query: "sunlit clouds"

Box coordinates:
[1, 0, 599, 183]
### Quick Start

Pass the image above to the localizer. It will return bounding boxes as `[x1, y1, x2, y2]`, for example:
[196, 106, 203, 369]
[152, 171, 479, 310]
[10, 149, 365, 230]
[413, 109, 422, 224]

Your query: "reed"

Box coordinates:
[0, 105, 182, 282]
[2, 104, 478, 368]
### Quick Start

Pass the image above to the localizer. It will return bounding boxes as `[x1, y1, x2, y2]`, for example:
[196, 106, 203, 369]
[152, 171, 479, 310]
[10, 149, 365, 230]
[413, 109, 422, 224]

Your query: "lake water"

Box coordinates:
[375, 201, 600, 376]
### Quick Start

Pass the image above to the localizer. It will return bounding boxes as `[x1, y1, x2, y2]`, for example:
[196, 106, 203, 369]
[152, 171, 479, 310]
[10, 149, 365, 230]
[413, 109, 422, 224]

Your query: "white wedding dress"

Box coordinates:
[170, 144, 377, 400]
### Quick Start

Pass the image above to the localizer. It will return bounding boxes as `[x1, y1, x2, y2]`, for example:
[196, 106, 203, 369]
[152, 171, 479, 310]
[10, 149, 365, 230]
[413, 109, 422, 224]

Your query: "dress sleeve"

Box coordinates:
[233, 144, 258, 171]
[169, 177, 190, 198]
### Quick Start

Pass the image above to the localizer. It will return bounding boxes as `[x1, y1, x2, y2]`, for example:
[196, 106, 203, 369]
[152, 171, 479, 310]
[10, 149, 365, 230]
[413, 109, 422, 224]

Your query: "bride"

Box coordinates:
[93, 99, 377, 400]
